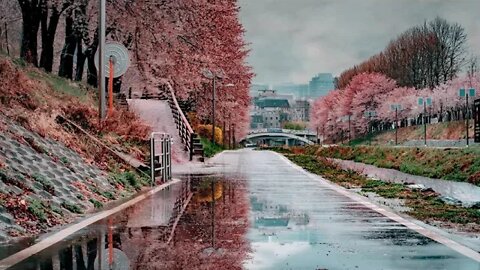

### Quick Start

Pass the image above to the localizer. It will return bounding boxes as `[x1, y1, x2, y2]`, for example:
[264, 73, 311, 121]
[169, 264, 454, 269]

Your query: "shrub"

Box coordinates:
[196, 124, 223, 145]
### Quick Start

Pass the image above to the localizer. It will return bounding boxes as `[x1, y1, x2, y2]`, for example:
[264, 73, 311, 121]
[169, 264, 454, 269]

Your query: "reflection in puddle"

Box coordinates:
[5, 176, 249, 270]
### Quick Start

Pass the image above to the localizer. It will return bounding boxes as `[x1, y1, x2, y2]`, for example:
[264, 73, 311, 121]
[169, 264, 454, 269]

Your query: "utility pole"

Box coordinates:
[98, 0, 106, 121]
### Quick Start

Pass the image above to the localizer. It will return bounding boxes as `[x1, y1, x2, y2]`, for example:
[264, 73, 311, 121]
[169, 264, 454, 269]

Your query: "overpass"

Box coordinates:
[243, 128, 316, 146]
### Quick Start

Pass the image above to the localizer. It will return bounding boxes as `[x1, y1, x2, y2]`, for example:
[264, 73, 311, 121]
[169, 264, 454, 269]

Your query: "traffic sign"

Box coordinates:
[95, 42, 130, 78]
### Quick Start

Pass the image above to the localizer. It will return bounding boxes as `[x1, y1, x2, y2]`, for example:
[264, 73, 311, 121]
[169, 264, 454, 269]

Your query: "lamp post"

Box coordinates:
[418, 97, 432, 147]
[459, 88, 476, 147]
[390, 104, 402, 145]
[202, 69, 232, 144]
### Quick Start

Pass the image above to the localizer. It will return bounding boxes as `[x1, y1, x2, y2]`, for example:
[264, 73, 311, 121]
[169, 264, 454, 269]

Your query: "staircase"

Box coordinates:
[155, 83, 205, 162]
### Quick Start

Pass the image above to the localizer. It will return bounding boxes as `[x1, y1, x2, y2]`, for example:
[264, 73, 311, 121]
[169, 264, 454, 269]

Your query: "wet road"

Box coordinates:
[1, 149, 480, 269]
[213, 149, 480, 270]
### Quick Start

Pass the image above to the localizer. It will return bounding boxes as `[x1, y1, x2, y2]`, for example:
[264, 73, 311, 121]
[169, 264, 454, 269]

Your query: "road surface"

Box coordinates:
[1, 149, 479, 269]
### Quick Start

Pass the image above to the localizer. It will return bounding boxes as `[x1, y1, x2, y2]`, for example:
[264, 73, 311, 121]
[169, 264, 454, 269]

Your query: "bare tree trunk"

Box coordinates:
[75, 40, 86, 81]
[19, 0, 43, 66]
[58, 10, 76, 79]
[39, 7, 61, 72]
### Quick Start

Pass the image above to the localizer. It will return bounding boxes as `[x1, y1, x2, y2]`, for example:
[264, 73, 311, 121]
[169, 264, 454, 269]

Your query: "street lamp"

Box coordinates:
[418, 97, 432, 147]
[202, 69, 233, 144]
[459, 88, 476, 147]
[390, 104, 403, 146]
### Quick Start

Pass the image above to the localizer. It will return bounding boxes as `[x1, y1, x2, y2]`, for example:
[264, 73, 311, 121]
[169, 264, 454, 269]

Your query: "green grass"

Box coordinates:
[61, 201, 83, 214]
[26, 70, 90, 102]
[109, 170, 148, 191]
[32, 173, 55, 195]
[311, 145, 480, 185]
[200, 137, 224, 158]
[89, 199, 103, 209]
[28, 200, 47, 221]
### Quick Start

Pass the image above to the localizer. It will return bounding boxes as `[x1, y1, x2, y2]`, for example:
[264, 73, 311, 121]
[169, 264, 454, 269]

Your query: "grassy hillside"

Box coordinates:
[350, 121, 474, 146]
[311, 145, 480, 185]
[0, 55, 153, 238]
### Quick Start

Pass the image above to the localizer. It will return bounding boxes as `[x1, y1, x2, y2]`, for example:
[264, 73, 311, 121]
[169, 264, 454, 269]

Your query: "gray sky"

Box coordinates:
[238, 0, 480, 84]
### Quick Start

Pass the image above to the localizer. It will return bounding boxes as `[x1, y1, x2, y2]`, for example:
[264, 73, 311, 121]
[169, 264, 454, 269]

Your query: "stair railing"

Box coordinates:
[163, 83, 195, 161]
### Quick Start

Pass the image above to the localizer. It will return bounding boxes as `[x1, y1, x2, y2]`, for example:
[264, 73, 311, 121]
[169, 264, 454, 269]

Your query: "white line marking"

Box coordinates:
[0, 179, 180, 270]
[270, 151, 480, 263]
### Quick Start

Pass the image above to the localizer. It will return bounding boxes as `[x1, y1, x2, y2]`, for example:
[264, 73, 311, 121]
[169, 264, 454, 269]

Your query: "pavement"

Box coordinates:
[212, 149, 480, 269]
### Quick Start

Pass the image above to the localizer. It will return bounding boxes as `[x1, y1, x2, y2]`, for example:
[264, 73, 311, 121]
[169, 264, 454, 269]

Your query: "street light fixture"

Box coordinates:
[459, 88, 476, 147]
[418, 97, 432, 147]
[390, 104, 403, 145]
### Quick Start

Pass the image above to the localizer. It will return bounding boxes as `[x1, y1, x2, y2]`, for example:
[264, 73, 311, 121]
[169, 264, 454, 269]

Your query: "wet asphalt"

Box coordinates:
[213, 149, 480, 270]
[1, 149, 480, 269]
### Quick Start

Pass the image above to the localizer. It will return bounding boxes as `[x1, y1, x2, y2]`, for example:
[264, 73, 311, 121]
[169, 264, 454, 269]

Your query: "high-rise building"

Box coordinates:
[308, 73, 334, 98]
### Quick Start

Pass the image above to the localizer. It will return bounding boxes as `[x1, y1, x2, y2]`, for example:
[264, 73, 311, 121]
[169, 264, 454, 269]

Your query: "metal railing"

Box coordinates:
[163, 83, 196, 161]
[249, 128, 316, 136]
[150, 132, 172, 185]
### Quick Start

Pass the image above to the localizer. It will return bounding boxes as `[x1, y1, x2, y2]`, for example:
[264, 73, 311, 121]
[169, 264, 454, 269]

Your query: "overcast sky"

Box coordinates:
[238, 0, 480, 85]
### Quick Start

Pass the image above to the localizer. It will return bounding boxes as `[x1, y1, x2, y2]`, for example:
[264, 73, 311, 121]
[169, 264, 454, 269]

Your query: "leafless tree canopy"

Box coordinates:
[337, 17, 468, 90]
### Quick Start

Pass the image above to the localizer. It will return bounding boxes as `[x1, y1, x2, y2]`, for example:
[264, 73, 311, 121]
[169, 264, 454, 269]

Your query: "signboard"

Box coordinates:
[475, 99, 480, 143]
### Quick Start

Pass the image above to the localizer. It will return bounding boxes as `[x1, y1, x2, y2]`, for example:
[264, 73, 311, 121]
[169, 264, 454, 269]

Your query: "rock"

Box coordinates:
[439, 196, 462, 206]
[406, 184, 425, 190]
[468, 202, 480, 209]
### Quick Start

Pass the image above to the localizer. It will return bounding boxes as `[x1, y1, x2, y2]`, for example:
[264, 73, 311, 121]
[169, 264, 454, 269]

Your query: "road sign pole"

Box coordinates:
[424, 101, 427, 147]
[466, 93, 469, 147]
[98, 0, 106, 121]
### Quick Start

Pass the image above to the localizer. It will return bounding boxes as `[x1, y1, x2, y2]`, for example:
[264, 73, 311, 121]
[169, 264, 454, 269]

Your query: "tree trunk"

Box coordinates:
[58, 11, 76, 79]
[39, 7, 61, 72]
[85, 30, 99, 87]
[75, 40, 86, 81]
[19, 1, 43, 66]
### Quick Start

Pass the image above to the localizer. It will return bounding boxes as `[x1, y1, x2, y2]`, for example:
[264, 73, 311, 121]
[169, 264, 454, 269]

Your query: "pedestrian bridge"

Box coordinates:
[243, 128, 316, 146]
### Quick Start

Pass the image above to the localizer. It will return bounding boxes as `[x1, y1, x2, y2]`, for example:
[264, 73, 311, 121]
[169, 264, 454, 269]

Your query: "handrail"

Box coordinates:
[162, 82, 196, 161]
[165, 83, 194, 134]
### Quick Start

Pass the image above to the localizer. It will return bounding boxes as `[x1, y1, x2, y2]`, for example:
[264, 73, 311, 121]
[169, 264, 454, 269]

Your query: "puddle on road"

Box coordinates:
[2, 175, 249, 270]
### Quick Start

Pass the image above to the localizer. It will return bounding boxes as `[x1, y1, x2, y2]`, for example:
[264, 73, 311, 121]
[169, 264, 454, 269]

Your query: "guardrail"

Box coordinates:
[163, 83, 197, 161]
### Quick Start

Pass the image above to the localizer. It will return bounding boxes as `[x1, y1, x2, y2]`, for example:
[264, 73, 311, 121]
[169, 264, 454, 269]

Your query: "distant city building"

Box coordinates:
[250, 90, 310, 129]
[308, 73, 335, 98]
[273, 83, 309, 98]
